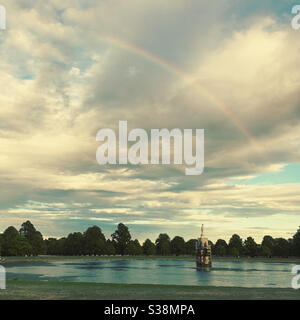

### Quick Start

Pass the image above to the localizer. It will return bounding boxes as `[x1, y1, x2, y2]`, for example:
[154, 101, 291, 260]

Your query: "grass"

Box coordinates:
[2, 255, 300, 264]
[0, 280, 299, 300]
[213, 256, 300, 263]
[1, 256, 299, 300]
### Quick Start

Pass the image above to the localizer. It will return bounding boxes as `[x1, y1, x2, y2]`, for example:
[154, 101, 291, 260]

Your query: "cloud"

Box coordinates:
[0, 0, 299, 241]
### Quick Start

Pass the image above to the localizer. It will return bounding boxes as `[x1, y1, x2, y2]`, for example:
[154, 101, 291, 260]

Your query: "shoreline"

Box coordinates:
[1, 255, 300, 264]
[0, 280, 299, 300]
[1, 257, 299, 300]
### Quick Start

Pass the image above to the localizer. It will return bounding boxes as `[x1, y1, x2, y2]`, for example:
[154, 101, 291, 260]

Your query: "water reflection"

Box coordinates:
[5, 259, 295, 288]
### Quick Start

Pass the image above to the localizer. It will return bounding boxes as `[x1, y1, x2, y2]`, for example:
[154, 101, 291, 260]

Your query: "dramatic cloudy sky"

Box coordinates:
[0, 0, 300, 243]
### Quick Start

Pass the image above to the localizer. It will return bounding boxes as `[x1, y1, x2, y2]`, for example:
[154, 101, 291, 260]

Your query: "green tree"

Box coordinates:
[273, 238, 291, 257]
[142, 239, 156, 255]
[19, 221, 45, 255]
[230, 247, 239, 257]
[17, 237, 33, 256]
[45, 238, 59, 255]
[261, 245, 272, 257]
[2, 226, 32, 256]
[65, 232, 84, 255]
[244, 237, 258, 257]
[106, 240, 116, 255]
[143, 239, 156, 256]
[215, 245, 226, 256]
[0, 234, 2, 256]
[83, 226, 106, 255]
[185, 239, 197, 255]
[124, 241, 136, 255]
[56, 238, 67, 255]
[213, 239, 228, 256]
[133, 239, 143, 255]
[261, 235, 275, 257]
[292, 227, 300, 257]
[228, 234, 243, 256]
[124, 240, 138, 255]
[170, 236, 186, 256]
[155, 233, 171, 255]
[208, 240, 214, 252]
[111, 223, 131, 255]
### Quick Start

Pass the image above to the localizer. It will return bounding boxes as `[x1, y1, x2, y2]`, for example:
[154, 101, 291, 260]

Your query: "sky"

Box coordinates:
[0, 0, 300, 243]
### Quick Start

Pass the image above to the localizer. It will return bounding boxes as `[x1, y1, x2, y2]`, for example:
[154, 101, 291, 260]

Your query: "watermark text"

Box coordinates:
[96, 121, 204, 176]
[291, 265, 300, 289]
[0, 4, 6, 30]
[291, 5, 300, 30]
[0, 265, 5, 290]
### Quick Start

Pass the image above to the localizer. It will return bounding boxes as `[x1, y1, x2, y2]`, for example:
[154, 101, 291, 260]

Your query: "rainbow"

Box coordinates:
[94, 34, 262, 152]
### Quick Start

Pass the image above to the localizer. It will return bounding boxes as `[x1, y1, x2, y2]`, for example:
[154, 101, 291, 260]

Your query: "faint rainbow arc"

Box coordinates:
[96, 34, 261, 150]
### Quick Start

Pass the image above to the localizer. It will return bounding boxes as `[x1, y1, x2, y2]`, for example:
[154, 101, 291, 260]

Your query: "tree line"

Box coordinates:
[0, 221, 300, 258]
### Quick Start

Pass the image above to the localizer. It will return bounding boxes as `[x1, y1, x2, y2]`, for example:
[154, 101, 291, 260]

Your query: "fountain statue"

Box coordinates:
[196, 224, 212, 270]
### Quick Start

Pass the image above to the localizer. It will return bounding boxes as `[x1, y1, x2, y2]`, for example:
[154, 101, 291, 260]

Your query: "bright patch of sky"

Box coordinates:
[232, 163, 300, 185]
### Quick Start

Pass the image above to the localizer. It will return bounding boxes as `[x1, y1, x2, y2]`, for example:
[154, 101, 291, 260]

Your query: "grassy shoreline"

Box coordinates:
[1, 255, 300, 264]
[0, 280, 299, 300]
[1, 256, 299, 300]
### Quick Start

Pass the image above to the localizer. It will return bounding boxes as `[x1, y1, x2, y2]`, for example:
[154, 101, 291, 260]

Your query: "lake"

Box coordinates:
[4, 259, 296, 288]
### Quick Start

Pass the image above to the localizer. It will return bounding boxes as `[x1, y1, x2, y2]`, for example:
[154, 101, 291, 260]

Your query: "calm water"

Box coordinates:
[4, 259, 296, 288]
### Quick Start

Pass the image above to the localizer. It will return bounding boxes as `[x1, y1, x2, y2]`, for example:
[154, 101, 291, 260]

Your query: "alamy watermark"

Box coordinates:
[291, 5, 300, 30]
[291, 265, 300, 289]
[96, 121, 204, 175]
[0, 4, 6, 30]
[0, 265, 6, 290]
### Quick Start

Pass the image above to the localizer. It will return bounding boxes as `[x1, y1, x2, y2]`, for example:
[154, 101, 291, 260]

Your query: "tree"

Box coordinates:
[229, 247, 238, 257]
[155, 234, 171, 255]
[30, 231, 46, 255]
[292, 227, 300, 257]
[228, 234, 243, 256]
[45, 238, 59, 255]
[19, 221, 46, 255]
[215, 245, 226, 256]
[83, 226, 106, 255]
[64, 232, 84, 255]
[208, 240, 214, 253]
[273, 238, 291, 257]
[213, 239, 228, 256]
[17, 237, 33, 256]
[56, 238, 67, 255]
[170, 236, 186, 256]
[106, 240, 116, 255]
[111, 223, 131, 255]
[124, 241, 136, 255]
[185, 239, 197, 255]
[142, 239, 156, 255]
[261, 236, 275, 257]
[133, 239, 143, 255]
[244, 237, 258, 257]
[2, 226, 32, 256]
[0, 234, 2, 256]
[45, 237, 67, 255]
[261, 245, 272, 257]
[124, 239, 142, 255]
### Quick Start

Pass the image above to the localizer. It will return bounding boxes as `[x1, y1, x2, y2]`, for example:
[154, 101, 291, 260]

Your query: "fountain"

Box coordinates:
[196, 224, 212, 270]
